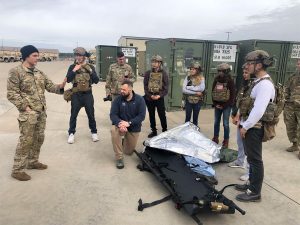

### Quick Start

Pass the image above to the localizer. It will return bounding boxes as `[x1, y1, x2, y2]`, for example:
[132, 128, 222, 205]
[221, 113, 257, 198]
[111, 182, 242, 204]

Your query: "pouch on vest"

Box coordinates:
[262, 123, 276, 142]
[63, 88, 73, 102]
[187, 95, 202, 104]
[212, 82, 230, 102]
[148, 72, 162, 94]
[75, 74, 90, 92]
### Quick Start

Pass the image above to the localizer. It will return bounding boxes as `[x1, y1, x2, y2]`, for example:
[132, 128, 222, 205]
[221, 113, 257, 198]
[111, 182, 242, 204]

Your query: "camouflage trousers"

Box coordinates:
[12, 111, 46, 172]
[283, 105, 300, 144]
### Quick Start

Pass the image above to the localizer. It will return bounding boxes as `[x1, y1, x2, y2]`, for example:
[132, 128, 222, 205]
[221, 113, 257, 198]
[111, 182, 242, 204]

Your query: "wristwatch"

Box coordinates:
[129, 121, 132, 126]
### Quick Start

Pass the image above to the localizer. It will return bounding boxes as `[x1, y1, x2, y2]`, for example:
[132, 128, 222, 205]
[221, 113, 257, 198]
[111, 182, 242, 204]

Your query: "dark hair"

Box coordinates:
[121, 80, 133, 87]
[117, 52, 125, 58]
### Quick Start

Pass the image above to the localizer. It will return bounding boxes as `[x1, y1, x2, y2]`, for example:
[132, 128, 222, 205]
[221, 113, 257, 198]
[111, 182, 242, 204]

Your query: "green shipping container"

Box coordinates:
[95, 45, 137, 81]
[146, 38, 239, 111]
[236, 40, 300, 88]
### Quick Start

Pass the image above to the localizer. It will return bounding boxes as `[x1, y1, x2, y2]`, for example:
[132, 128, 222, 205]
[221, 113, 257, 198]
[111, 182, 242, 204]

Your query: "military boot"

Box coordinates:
[212, 136, 219, 144]
[148, 131, 157, 138]
[11, 172, 31, 181]
[27, 162, 48, 170]
[286, 142, 299, 152]
[222, 139, 229, 148]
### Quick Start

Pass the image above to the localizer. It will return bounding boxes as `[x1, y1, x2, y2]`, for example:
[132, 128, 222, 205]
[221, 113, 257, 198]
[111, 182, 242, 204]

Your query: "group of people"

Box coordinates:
[6, 44, 300, 204]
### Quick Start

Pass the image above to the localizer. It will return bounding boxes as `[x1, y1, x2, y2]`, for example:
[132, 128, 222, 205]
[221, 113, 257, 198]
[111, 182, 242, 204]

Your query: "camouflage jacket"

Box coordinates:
[285, 71, 300, 104]
[105, 63, 135, 95]
[7, 64, 63, 112]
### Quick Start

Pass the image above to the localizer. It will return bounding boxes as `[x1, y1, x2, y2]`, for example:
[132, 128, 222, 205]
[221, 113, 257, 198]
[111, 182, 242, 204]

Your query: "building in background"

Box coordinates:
[118, 36, 161, 76]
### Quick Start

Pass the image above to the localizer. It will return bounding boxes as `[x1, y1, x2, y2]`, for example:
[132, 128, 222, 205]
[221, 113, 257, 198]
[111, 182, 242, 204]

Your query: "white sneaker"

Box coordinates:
[239, 173, 249, 181]
[92, 133, 99, 142]
[68, 133, 75, 144]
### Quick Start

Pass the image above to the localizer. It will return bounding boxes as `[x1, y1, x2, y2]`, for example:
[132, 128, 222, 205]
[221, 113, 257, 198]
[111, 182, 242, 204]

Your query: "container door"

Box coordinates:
[169, 41, 206, 110]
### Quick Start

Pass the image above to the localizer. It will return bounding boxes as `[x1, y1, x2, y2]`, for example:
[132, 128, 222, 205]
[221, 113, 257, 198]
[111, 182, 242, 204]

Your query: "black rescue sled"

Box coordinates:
[135, 146, 245, 225]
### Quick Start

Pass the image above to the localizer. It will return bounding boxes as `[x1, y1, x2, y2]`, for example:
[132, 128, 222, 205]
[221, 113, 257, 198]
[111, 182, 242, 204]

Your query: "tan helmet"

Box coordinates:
[245, 50, 273, 67]
[151, 54, 163, 62]
[74, 47, 88, 57]
[189, 61, 202, 72]
[217, 63, 231, 72]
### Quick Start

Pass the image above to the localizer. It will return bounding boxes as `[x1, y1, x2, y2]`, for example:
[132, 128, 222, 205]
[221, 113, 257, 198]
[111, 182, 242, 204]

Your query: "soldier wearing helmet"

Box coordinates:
[284, 58, 300, 158]
[105, 51, 135, 102]
[65, 47, 100, 144]
[182, 61, 205, 126]
[143, 54, 169, 138]
[211, 63, 235, 148]
[235, 50, 275, 202]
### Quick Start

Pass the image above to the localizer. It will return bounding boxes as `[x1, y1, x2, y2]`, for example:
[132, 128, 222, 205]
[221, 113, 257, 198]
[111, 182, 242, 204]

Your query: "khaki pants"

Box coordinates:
[111, 126, 139, 160]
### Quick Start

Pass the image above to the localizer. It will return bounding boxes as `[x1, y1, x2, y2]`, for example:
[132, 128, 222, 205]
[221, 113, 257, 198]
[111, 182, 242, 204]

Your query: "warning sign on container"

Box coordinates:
[291, 45, 300, 58]
[213, 44, 237, 62]
[122, 48, 136, 57]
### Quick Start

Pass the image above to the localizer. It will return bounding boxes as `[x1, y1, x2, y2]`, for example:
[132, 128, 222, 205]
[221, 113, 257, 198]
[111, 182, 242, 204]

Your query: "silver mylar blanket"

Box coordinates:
[144, 122, 221, 163]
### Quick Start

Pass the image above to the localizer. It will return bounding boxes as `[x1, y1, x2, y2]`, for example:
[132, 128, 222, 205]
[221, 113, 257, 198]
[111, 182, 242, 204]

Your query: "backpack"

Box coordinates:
[262, 81, 285, 142]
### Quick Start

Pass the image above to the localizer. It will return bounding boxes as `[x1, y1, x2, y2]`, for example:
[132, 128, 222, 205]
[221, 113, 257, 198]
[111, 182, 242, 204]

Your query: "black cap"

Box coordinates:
[117, 51, 124, 58]
[20, 45, 39, 60]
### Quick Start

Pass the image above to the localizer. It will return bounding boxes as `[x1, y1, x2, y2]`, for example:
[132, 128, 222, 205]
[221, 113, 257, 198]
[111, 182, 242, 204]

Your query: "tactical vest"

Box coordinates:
[148, 72, 163, 94]
[74, 64, 92, 92]
[212, 82, 230, 102]
[239, 77, 280, 123]
[186, 75, 204, 104]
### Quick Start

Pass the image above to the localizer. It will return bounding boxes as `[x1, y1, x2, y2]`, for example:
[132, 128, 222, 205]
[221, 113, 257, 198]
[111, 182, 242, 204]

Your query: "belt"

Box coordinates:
[76, 90, 92, 94]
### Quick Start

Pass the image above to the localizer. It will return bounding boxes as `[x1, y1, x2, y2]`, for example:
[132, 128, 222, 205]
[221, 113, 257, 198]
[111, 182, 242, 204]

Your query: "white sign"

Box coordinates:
[213, 44, 237, 62]
[122, 48, 136, 57]
[291, 44, 300, 59]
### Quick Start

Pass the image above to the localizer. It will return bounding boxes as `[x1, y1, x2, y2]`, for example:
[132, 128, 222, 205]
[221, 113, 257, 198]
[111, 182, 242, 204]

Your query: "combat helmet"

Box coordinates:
[245, 50, 273, 67]
[151, 55, 163, 62]
[217, 63, 231, 73]
[74, 47, 90, 57]
[189, 61, 203, 72]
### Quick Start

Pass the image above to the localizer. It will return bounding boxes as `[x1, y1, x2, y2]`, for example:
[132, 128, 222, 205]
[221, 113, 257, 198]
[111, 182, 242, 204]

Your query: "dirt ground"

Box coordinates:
[0, 61, 299, 225]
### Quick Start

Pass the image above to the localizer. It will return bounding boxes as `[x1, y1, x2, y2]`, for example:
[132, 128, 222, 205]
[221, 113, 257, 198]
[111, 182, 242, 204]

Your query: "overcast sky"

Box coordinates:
[0, 0, 299, 52]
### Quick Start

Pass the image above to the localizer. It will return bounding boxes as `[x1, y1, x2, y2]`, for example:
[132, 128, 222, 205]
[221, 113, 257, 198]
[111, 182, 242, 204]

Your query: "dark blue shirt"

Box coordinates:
[110, 91, 146, 132]
[66, 63, 99, 85]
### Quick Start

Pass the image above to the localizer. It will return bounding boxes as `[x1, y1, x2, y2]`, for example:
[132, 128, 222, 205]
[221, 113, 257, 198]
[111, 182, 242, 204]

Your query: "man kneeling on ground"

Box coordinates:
[110, 80, 146, 169]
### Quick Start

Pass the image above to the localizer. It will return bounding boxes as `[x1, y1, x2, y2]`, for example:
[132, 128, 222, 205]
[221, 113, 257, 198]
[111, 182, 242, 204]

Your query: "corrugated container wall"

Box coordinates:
[95, 45, 137, 81]
[236, 40, 300, 89]
[146, 39, 239, 111]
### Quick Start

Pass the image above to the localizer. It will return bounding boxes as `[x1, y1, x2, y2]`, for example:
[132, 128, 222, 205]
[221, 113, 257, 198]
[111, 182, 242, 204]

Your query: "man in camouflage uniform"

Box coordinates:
[7, 45, 66, 181]
[105, 51, 135, 102]
[284, 58, 300, 158]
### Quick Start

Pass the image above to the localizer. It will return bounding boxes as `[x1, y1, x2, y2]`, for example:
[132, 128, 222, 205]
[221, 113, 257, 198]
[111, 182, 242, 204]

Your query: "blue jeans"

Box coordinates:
[214, 106, 231, 139]
[185, 101, 202, 126]
[236, 126, 249, 169]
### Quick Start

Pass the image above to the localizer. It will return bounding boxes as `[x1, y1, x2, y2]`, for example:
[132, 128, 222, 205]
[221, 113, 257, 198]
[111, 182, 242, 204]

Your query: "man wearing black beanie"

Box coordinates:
[7, 45, 66, 181]
[20, 45, 39, 61]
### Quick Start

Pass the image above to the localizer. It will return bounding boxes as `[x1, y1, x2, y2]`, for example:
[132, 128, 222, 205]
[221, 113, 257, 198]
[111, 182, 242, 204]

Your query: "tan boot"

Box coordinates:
[27, 162, 48, 170]
[11, 172, 31, 181]
[286, 143, 299, 152]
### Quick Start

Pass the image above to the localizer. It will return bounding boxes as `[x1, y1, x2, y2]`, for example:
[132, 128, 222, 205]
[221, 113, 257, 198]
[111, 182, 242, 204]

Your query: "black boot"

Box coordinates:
[236, 189, 261, 202]
[148, 131, 157, 138]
